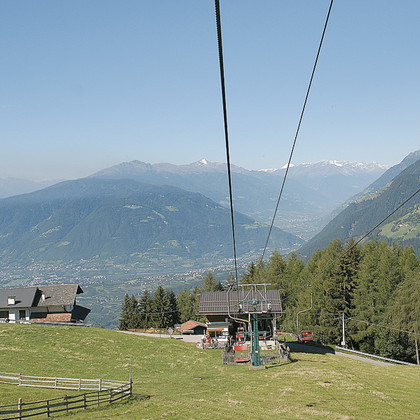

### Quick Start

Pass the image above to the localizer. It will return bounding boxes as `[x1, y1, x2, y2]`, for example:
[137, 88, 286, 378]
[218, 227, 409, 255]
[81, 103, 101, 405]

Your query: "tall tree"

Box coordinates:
[385, 266, 420, 363]
[166, 288, 179, 327]
[352, 241, 402, 353]
[202, 271, 218, 291]
[138, 289, 154, 328]
[119, 294, 138, 330]
[177, 289, 195, 323]
[152, 286, 171, 328]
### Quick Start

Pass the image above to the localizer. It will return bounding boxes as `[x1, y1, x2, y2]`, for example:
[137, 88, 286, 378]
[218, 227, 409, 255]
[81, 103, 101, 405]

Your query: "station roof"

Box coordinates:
[198, 290, 282, 315]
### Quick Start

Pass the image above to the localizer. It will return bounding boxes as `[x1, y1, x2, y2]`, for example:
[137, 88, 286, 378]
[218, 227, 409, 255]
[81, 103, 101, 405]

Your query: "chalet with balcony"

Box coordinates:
[0, 284, 90, 323]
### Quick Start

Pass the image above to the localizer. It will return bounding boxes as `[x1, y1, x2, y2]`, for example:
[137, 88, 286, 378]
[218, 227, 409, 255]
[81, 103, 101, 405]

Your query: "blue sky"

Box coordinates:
[1, 0, 419, 180]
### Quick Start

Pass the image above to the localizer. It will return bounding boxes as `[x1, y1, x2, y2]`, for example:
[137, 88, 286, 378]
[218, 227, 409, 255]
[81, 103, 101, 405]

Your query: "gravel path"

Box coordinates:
[117, 330, 203, 342]
[335, 351, 391, 366]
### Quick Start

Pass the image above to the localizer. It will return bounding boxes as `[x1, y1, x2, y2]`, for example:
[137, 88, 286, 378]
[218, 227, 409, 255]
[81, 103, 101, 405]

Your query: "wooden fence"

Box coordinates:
[0, 372, 126, 391]
[0, 373, 132, 419]
[0, 383, 132, 419]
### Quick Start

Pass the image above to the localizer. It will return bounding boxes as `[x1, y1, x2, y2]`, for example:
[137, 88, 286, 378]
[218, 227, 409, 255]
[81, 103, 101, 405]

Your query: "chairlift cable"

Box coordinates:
[215, 0, 239, 284]
[283, 186, 420, 302]
[260, 0, 334, 262]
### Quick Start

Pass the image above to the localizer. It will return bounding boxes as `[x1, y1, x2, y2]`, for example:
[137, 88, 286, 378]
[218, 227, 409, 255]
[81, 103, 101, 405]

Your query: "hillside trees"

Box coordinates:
[118, 240, 419, 362]
[119, 270, 220, 330]
[351, 241, 403, 353]
[119, 288, 177, 330]
[138, 289, 153, 328]
[152, 286, 172, 328]
[202, 271, 224, 291]
[119, 294, 138, 330]
[275, 240, 418, 363]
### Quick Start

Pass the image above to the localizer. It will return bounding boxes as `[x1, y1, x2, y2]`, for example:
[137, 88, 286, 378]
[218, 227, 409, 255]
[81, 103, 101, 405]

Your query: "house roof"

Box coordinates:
[0, 284, 84, 309]
[35, 284, 83, 307]
[0, 287, 38, 309]
[180, 320, 207, 331]
[198, 290, 282, 315]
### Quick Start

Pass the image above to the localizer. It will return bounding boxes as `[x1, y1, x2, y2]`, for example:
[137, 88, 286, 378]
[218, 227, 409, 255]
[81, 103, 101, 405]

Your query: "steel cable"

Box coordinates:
[215, 0, 239, 284]
[261, 0, 334, 262]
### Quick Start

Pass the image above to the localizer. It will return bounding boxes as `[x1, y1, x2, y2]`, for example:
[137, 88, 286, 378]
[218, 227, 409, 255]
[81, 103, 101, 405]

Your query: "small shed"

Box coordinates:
[179, 320, 207, 335]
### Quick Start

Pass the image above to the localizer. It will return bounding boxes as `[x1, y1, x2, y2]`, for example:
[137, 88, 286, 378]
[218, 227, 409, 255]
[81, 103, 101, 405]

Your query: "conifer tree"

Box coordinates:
[202, 272, 218, 291]
[138, 289, 153, 329]
[119, 294, 138, 330]
[152, 286, 171, 328]
[166, 288, 179, 327]
[177, 289, 195, 323]
[385, 266, 420, 363]
[352, 241, 402, 353]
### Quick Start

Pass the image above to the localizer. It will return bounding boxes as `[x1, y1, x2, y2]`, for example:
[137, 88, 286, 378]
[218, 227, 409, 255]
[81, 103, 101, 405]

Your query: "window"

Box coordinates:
[19, 310, 26, 320]
[7, 296, 15, 305]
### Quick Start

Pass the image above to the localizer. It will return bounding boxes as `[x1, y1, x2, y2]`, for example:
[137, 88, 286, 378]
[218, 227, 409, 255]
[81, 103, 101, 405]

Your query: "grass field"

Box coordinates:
[0, 324, 419, 419]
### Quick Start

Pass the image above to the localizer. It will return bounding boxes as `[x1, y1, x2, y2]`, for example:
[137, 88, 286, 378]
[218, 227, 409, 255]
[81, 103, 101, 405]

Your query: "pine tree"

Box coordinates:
[177, 289, 195, 323]
[119, 294, 138, 330]
[202, 272, 218, 291]
[166, 288, 179, 327]
[138, 289, 153, 329]
[352, 241, 402, 353]
[152, 286, 171, 328]
[385, 266, 420, 363]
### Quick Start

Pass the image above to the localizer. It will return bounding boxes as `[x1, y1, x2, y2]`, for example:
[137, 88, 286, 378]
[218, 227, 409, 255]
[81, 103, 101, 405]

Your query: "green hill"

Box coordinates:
[0, 178, 302, 268]
[0, 324, 419, 419]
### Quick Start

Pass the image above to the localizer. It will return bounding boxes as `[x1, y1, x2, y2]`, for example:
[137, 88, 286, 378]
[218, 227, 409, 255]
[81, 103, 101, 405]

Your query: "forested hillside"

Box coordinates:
[121, 240, 419, 364]
[249, 241, 419, 364]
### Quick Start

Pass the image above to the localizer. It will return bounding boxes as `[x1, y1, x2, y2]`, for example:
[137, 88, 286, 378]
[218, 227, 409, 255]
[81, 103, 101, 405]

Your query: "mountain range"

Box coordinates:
[91, 159, 387, 240]
[0, 153, 418, 328]
[299, 151, 420, 258]
[0, 178, 302, 273]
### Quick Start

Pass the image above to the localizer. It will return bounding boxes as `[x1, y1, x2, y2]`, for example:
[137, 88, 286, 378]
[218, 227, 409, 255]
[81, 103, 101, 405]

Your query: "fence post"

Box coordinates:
[18, 398, 22, 420]
[46, 400, 50, 417]
[83, 393, 86, 410]
[78, 378, 81, 391]
[55, 377, 57, 389]
[99, 378, 102, 391]
[108, 389, 112, 403]
[19, 373, 22, 386]
[64, 395, 68, 414]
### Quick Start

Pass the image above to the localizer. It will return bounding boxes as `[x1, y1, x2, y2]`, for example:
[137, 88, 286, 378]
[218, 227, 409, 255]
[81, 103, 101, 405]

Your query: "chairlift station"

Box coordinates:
[198, 284, 286, 367]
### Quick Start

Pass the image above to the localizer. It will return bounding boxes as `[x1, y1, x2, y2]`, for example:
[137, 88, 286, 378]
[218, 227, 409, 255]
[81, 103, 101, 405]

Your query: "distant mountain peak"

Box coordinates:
[259, 160, 388, 175]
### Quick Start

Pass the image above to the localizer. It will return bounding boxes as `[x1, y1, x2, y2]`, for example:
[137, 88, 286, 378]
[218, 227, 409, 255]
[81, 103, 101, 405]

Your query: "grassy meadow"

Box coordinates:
[0, 323, 419, 419]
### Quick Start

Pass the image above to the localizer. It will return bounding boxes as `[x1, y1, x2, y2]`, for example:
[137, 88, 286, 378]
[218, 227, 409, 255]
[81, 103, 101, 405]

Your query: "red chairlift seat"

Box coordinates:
[233, 344, 249, 363]
[301, 331, 313, 342]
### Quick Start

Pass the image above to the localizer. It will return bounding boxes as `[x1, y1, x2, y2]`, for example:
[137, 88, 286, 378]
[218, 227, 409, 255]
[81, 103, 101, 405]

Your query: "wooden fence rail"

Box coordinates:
[0, 372, 126, 391]
[0, 383, 132, 419]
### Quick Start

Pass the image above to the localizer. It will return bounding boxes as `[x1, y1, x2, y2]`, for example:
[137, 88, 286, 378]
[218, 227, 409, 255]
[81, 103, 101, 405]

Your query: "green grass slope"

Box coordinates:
[1, 324, 419, 419]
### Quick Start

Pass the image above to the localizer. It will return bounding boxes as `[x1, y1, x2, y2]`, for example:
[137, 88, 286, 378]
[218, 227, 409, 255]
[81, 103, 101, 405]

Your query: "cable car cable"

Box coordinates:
[261, 0, 334, 262]
[215, 0, 239, 284]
